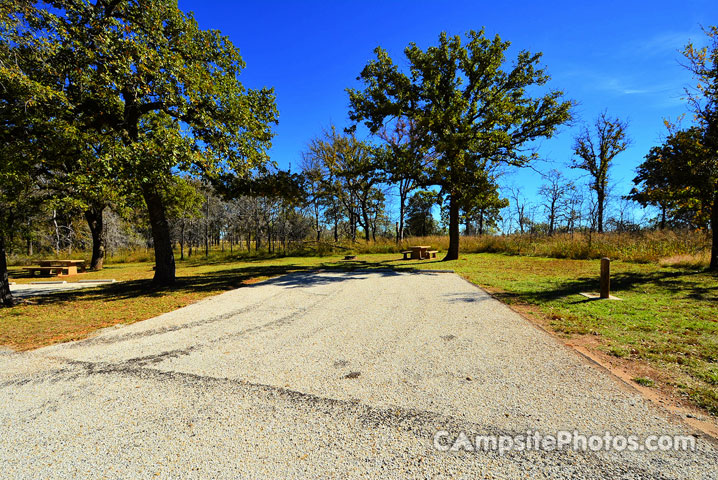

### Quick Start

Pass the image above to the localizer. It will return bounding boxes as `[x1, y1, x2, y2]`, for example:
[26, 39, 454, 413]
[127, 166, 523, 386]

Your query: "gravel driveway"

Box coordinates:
[1, 270, 715, 479]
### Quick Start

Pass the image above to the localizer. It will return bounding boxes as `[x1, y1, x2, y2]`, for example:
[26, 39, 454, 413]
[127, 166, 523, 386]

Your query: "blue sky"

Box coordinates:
[179, 0, 715, 226]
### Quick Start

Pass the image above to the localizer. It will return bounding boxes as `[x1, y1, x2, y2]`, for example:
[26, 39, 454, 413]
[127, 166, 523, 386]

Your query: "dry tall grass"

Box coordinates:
[10, 230, 709, 267]
[344, 230, 711, 265]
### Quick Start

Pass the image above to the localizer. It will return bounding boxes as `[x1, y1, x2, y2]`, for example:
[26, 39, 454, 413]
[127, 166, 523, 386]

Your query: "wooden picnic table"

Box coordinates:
[401, 247, 440, 260]
[25, 259, 86, 277]
[38, 259, 86, 268]
[409, 245, 430, 259]
[407, 246, 437, 260]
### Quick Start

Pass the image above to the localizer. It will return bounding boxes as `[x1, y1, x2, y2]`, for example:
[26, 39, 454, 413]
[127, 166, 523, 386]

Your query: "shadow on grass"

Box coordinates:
[17, 259, 422, 306]
[495, 268, 717, 305]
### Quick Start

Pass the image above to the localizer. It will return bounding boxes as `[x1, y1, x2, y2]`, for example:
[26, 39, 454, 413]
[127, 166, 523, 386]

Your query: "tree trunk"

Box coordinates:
[179, 220, 185, 261]
[142, 185, 176, 285]
[314, 203, 321, 244]
[597, 189, 605, 233]
[0, 233, 15, 307]
[26, 219, 33, 256]
[398, 188, 407, 244]
[85, 206, 106, 270]
[444, 194, 460, 261]
[362, 209, 371, 242]
[710, 188, 718, 271]
[52, 209, 60, 255]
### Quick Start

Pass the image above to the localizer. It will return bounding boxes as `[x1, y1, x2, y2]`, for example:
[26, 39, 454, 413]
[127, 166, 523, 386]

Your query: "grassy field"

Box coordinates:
[2, 251, 716, 415]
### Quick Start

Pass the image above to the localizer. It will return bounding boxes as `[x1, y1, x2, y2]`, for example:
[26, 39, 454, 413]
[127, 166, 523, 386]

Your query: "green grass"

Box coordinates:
[634, 377, 656, 387]
[3, 250, 717, 415]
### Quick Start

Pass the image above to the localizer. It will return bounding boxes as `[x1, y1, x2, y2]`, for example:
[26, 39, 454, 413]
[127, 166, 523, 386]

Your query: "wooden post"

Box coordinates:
[600, 257, 610, 299]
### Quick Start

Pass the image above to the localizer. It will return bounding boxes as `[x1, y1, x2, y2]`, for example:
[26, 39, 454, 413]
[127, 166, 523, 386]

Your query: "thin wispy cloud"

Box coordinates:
[556, 69, 681, 98]
[594, 77, 677, 96]
[631, 31, 697, 57]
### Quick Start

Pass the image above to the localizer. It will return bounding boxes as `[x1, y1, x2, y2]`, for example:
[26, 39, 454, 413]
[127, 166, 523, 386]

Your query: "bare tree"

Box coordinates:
[538, 169, 575, 235]
[560, 189, 584, 235]
[508, 187, 528, 234]
[572, 112, 630, 232]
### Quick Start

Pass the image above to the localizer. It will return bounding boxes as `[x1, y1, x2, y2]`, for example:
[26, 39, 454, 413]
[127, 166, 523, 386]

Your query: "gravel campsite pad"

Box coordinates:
[1, 270, 715, 479]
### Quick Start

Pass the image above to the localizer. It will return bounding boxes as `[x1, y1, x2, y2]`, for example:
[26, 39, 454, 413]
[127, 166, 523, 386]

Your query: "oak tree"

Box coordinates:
[41, 0, 278, 284]
[348, 30, 572, 260]
[682, 26, 718, 270]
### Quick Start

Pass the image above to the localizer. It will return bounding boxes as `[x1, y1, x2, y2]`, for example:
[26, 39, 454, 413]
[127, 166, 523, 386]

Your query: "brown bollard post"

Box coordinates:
[600, 257, 610, 299]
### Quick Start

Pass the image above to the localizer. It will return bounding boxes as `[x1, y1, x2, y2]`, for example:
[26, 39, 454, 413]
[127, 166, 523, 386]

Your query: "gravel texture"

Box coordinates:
[1, 270, 716, 479]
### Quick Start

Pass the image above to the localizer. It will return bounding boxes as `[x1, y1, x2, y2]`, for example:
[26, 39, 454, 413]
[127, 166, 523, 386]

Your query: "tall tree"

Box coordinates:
[0, 3, 68, 306]
[627, 126, 703, 229]
[35, 0, 277, 284]
[571, 112, 630, 233]
[300, 151, 329, 244]
[406, 190, 439, 237]
[376, 118, 428, 243]
[348, 29, 572, 260]
[682, 26, 718, 270]
[305, 126, 384, 242]
[465, 191, 508, 235]
[51, 137, 129, 270]
[633, 127, 716, 266]
[459, 161, 507, 236]
[508, 187, 528, 234]
[165, 177, 204, 261]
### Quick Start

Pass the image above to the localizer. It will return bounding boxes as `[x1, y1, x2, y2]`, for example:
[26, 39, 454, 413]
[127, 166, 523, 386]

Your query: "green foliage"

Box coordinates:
[680, 25, 718, 270]
[348, 29, 572, 258]
[633, 377, 655, 387]
[164, 177, 205, 221]
[0, 3, 68, 234]
[630, 126, 712, 228]
[682, 25, 718, 156]
[2, 0, 279, 284]
[41, 0, 278, 179]
[405, 190, 439, 236]
[304, 126, 386, 241]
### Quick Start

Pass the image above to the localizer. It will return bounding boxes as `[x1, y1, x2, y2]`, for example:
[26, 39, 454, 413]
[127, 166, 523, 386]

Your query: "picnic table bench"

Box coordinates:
[24, 259, 86, 277]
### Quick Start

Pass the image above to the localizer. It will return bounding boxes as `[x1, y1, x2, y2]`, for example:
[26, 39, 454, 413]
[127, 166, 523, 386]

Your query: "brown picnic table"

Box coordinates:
[401, 246, 439, 260]
[24, 259, 86, 277]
